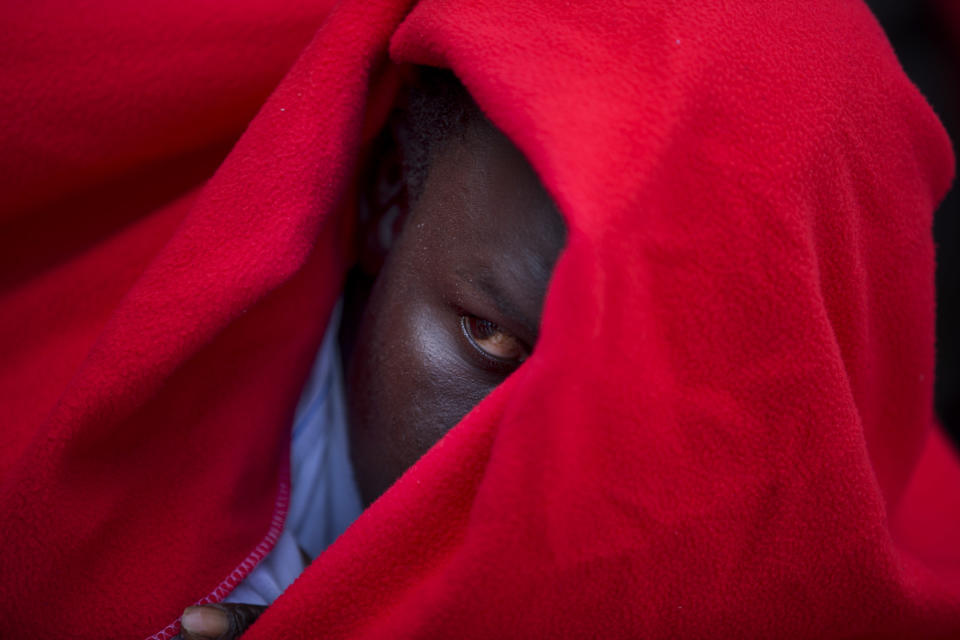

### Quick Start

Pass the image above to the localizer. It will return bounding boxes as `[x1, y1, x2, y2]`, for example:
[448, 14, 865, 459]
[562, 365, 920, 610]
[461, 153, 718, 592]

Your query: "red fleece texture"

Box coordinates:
[1, 1, 959, 638]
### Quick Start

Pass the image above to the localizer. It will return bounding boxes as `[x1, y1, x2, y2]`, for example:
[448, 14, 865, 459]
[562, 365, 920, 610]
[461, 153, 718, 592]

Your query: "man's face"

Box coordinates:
[346, 115, 566, 505]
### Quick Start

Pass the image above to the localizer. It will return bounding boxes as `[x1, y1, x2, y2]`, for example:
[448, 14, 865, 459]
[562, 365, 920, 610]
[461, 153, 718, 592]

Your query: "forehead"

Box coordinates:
[404, 117, 565, 285]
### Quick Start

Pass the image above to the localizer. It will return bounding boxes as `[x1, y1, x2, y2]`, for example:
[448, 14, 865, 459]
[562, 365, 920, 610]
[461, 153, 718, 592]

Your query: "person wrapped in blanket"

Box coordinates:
[175, 68, 566, 640]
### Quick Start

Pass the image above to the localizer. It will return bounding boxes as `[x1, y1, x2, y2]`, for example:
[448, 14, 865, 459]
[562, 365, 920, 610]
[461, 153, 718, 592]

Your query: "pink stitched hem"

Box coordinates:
[145, 476, 291, 640]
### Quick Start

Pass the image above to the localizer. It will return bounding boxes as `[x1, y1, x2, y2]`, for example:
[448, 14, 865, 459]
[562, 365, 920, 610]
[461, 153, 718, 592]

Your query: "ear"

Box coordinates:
[356, 110, 409, 276]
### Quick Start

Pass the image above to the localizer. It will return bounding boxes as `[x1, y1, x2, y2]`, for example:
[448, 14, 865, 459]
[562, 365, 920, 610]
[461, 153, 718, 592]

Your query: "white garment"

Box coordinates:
[226, 305, 363, 605]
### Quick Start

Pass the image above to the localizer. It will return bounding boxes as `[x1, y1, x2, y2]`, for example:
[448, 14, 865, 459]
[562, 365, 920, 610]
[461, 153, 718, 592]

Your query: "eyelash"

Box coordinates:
[459, 314, 529, 370]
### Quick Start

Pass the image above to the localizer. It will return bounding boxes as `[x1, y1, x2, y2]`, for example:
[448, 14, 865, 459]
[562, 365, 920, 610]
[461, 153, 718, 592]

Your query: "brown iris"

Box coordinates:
[460, 315, 529, 364]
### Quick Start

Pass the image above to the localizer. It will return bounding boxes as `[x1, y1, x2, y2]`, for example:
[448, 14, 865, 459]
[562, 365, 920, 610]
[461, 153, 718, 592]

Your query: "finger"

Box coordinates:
[179, 603, 267, 640]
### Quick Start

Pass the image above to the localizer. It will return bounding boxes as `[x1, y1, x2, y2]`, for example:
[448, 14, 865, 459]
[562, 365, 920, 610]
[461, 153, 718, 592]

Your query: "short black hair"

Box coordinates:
[397, 67, 482, 203]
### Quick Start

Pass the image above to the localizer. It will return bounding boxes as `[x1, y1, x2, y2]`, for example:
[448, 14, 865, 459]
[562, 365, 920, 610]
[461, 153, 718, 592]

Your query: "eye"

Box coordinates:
[460, 315, 530, 365]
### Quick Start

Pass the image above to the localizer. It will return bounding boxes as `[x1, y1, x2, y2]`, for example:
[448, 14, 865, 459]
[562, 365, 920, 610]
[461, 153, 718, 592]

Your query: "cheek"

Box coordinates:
[346, 295, 497, 504]
[405, 305, 497, 438]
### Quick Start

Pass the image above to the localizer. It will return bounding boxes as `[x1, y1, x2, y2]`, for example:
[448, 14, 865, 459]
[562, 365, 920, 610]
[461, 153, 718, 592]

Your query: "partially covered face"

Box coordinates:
[345, 109, 566, 505]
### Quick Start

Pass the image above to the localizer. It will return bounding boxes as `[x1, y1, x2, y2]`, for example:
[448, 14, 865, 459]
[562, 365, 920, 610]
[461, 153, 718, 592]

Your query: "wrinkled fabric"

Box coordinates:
[1, 1, 959, 639]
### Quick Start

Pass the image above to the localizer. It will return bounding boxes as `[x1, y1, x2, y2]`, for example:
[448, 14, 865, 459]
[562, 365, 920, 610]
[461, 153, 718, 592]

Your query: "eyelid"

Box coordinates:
[452, 269, 540, 346]
[459, 315, 529, 367]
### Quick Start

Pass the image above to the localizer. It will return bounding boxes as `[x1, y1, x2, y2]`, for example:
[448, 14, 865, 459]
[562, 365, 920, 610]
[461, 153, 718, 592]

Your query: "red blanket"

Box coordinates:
[2, 1, 959, 638]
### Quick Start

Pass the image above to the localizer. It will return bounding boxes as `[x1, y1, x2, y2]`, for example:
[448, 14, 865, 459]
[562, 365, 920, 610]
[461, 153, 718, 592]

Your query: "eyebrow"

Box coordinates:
[455, 265, 542, 343]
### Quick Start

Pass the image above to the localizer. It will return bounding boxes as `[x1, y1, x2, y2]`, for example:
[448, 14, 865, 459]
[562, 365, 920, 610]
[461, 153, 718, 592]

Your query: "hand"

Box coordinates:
[174, 603, 267, 640]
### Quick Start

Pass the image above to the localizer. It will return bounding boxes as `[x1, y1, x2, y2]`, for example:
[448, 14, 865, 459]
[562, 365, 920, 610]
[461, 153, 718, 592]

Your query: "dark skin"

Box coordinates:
[345, 105, 566, 505]
[177, 91, 566, 640]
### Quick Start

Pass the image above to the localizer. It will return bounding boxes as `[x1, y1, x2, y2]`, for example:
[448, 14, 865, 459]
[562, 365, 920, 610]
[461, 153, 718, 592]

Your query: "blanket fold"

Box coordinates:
[1, 1, 958, 638]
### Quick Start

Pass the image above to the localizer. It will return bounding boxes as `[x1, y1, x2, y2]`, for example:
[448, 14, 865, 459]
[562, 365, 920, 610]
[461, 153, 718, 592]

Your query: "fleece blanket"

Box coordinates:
[1, 1, 959, 638]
